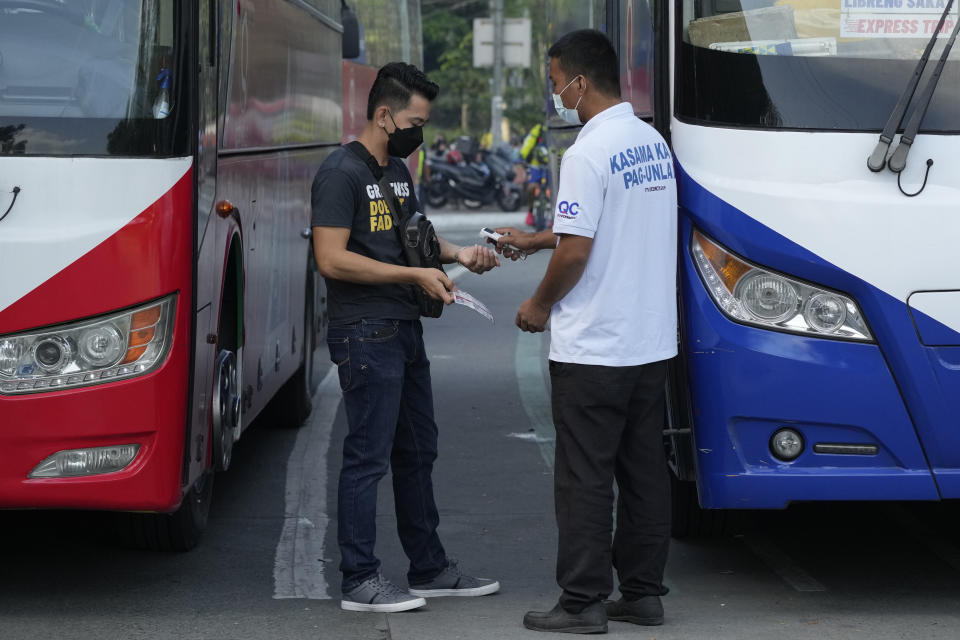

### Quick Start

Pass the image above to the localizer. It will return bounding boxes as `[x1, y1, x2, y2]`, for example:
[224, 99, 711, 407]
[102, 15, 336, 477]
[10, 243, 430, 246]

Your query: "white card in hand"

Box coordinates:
[453, 289, 494, 323]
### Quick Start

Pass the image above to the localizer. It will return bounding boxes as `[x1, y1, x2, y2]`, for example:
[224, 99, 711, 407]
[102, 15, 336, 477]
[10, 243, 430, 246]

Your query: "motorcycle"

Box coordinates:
[425, 148, 523, 211]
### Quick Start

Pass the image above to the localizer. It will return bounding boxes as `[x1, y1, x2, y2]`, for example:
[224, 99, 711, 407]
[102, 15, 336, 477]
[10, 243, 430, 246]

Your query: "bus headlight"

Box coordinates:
[734, 271, 800, 324]
[0, 295, 176, 395]
[32, 336, 73, 373]
[77, 325, 125, 368]
[691, 230, 872, 341]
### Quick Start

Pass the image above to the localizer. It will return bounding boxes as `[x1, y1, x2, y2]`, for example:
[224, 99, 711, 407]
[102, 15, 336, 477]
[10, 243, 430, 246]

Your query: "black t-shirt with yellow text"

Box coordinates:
[310, 146, 422, 324]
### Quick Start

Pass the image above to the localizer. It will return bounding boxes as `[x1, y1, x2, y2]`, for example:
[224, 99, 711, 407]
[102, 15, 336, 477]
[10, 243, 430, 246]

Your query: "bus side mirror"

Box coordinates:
[341, 4, 360, 59]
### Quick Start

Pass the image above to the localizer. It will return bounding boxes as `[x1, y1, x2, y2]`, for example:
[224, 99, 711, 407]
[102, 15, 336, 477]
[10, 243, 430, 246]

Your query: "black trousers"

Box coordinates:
[549, 359, 671, 612]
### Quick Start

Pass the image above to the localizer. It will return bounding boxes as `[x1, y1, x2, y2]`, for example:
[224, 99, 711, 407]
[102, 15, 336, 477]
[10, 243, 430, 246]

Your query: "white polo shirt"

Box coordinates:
[549, 102, 678, 367]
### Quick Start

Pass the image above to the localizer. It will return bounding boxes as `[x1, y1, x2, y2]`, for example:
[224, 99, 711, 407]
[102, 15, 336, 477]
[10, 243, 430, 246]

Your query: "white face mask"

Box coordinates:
[552, 75, 583, 125]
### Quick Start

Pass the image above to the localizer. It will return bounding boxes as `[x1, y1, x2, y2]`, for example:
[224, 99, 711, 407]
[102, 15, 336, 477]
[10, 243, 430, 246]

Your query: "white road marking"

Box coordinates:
[447, 264, 468, 282]
[514, 331, 555, 469]
[741, 533, 827, 592]
[273, 367, 341, 600]
[507, 431, 555, 444]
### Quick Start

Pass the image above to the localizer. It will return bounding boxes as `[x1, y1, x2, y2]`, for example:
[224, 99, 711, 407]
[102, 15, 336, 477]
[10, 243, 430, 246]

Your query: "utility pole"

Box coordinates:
[490, 0, 504, 147]
[399, 0, 411, 62]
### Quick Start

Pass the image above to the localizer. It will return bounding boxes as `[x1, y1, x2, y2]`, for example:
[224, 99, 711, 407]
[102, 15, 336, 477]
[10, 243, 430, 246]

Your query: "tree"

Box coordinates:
[422, 8, 488, 134]
[422, 0, 550, 138]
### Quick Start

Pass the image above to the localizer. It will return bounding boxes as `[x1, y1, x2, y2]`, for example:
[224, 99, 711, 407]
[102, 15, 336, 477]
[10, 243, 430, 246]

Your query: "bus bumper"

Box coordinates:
[0, 346, 189, 513]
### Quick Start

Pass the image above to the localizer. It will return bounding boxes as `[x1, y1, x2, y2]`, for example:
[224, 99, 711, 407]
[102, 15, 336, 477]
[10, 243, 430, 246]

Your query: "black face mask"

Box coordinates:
[386, 112, 424, 158]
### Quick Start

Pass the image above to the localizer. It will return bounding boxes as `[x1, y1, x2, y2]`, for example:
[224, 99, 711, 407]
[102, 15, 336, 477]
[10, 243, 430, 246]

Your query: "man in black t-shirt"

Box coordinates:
[311, 62, 500, 614]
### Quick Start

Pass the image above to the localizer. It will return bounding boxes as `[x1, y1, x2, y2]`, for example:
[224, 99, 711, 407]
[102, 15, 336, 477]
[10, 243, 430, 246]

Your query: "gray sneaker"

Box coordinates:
[408, 559, 500, 597]
[341, 573, 427, 613]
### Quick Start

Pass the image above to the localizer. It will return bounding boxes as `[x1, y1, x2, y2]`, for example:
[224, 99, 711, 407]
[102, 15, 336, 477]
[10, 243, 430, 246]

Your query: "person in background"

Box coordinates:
[520, 122, 549, 227]
[430, 133, 448, 156]
[508, 134, 523, 163]
[480, 130, 493, 150]
[416, 145, 430, 213]
[506, 134, 527, 184]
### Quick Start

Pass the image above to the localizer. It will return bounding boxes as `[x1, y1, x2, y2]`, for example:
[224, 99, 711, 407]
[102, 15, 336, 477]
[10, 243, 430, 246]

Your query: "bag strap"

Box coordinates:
[345, 141, 404, 229]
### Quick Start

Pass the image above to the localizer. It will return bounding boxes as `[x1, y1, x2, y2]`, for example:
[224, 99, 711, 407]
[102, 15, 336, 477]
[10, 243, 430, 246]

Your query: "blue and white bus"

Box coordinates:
[544, 0, 960, 535]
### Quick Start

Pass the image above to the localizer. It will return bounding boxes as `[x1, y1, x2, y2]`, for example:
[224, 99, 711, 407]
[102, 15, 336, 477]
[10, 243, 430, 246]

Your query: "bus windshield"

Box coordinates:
[677, 0, 960, 131]
[0, 0, 187, 156]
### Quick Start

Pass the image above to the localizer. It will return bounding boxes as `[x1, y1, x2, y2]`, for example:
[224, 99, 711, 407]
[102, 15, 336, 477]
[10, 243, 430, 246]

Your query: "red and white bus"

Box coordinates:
[0, 0, 358, 550]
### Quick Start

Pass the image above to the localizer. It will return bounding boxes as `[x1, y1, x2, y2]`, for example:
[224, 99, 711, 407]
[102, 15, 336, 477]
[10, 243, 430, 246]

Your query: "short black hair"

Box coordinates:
[547, 30, 620, 98]
[366, 62, 439, 121]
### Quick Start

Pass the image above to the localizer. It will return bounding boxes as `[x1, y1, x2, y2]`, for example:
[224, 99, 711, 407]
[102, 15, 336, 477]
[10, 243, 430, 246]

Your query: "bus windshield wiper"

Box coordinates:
[867, 0, 955, 172]
[887, 14, 960, 173]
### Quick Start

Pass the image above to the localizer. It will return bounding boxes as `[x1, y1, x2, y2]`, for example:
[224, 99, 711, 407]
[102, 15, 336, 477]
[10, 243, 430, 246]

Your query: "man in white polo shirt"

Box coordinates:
[505, 29, 677, 634]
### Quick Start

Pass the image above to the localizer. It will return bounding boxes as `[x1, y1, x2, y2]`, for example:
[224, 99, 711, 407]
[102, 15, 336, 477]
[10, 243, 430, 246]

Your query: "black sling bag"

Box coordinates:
[345, 141, 444, 318]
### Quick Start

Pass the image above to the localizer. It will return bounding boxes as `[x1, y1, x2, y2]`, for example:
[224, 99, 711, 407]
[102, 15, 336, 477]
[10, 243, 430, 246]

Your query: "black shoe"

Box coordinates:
[522, 602, 607, 634]
[602, 595, 664, 626]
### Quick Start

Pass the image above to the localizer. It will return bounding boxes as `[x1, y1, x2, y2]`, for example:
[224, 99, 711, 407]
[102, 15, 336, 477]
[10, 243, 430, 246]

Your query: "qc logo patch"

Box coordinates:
[557, 200, 580, 219]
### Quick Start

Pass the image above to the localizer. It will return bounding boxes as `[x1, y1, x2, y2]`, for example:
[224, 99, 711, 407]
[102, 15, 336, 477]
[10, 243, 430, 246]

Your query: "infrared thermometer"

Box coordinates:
[480, 228, 526, 260]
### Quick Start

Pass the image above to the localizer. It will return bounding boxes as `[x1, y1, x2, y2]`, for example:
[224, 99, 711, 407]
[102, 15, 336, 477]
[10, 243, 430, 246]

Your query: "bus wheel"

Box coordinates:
[212, 349, 240, 472]
[664, 358, 730, 539]
[670, 469, 732, 539]
[274, 265, 320, 428]
[115, 472, 214, 552]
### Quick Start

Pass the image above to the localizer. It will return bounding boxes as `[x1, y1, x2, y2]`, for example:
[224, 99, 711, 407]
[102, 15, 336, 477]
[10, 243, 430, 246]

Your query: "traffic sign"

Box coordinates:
[473, 17, 531, 68]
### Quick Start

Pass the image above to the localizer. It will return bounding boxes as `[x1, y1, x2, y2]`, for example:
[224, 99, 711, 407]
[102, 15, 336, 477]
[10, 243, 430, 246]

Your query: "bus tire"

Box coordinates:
[664, 357, 730, 539]
[670, 468, 729, 539]
[115, 472, 214, 552]
[274, 263, 321, 428]
[275, 364, 311, 427]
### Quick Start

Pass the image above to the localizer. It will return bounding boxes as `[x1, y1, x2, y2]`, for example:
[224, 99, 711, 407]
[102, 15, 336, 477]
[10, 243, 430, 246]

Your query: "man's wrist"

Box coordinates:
[404, 265, 424, 285]
[529, 293, 553, 311]
[535, 230, 558, 250]
[513, 231, 545, 250]
[452, 246, 465, 265]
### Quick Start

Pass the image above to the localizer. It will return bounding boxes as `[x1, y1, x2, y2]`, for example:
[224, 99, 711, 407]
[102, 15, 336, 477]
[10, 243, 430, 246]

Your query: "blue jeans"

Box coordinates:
[327, 319, 448, 591]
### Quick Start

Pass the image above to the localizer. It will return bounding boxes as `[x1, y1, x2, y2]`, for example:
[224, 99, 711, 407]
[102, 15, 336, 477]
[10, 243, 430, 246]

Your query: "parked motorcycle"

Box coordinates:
[425, 148, 523, 211]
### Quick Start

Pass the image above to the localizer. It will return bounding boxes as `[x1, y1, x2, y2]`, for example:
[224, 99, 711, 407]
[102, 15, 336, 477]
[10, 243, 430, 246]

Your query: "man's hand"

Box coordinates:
[456, 244, 500, 274]
[494, 227, 540, 260]
[414, 267, 456, 304]
[516, 297, 551, 333]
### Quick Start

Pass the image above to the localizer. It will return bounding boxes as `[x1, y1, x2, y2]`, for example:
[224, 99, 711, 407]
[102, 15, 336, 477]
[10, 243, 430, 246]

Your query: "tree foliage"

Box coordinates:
[421, 0, 549, 139]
